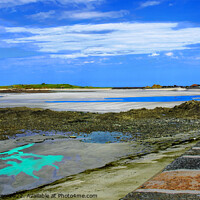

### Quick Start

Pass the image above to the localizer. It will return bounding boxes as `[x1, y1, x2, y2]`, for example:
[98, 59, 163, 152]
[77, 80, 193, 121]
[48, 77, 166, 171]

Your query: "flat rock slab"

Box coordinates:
[0, 137, 138, 196]
[121, 142, 200, 200]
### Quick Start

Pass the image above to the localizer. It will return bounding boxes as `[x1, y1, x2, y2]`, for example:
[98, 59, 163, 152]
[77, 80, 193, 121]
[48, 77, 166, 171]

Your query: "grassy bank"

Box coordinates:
[0, 84, 110, 90]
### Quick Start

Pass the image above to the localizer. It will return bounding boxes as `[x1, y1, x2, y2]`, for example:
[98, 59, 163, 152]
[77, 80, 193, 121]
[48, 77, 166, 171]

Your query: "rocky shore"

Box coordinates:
[0, 100, 200, 141]
[0, 100, 200, 157]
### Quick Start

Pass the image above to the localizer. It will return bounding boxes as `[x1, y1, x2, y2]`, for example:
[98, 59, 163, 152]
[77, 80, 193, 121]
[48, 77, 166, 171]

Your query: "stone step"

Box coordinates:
[121, 142, 200, 200]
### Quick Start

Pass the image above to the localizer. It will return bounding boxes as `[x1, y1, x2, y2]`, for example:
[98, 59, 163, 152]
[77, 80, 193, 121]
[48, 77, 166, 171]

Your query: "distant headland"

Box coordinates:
[111, 84, 200, 89]
[0, 83, 111, 93]
[0, 83, 199, 93]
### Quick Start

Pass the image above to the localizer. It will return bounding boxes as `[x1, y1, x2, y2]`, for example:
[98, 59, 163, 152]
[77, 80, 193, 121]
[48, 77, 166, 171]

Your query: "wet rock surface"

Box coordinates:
[0, 138, 138, 196]
[1, 141, 197, 200]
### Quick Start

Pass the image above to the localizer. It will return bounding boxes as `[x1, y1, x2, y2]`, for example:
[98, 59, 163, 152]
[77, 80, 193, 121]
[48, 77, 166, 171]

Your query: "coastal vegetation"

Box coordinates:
[0, 83, 109, 90]
[145, 84, 162, 89]
[145, 84, 200, 89]
[0, 83, 199, 91]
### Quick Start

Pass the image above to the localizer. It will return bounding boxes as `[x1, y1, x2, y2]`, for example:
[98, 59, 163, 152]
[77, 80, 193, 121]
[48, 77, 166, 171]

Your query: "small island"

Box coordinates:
[0, 83, 111, 93]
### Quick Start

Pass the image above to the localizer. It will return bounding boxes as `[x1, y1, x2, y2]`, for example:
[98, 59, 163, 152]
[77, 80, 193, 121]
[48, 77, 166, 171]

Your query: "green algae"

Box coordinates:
[0, 143, 64, 179]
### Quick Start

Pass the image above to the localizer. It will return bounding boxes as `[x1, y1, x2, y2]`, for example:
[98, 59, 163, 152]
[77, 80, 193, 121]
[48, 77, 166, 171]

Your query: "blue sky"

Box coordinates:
[0, 0, 200, 86]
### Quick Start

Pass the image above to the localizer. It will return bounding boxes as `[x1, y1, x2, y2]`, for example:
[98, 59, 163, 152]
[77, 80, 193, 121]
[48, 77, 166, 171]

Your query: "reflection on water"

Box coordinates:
[46, 95, 200, 103]
[0, 143, 63, 179]
[10, 130, 133, 143]
[73, 132, 132, 143]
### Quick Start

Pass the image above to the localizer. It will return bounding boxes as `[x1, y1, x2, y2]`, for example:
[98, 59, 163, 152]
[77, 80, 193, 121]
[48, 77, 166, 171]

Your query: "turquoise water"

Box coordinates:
[46, 95, 200, 103]
[0, 143, 64, 179]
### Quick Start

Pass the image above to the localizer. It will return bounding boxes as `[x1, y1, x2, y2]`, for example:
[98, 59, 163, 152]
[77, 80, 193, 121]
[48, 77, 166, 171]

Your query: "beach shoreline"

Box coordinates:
[0, 87, 190, 93]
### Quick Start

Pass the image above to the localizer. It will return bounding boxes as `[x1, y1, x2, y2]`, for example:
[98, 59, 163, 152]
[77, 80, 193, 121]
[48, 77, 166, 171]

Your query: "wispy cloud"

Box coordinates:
[165, 52, 173, 56]
[0, 0, 103, 8]
[29, 11, 56, 20]
[30, 10, 128, 20]
[60, 10, 129, 20]
[3, 22, 200, 59]
[140, 1, 161, 8]
[149, 53, 160, 56]
[0, 0, 38, 8]
[84, 60, 95, 64]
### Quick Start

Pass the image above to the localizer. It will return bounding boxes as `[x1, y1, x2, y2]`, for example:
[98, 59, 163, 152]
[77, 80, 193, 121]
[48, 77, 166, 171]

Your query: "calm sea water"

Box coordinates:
[46, 95, 200, 103]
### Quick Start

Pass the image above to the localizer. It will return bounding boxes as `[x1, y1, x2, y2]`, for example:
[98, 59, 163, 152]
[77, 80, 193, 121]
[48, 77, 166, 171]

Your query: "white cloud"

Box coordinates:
[0, 0, 102, 8]
[60, 10, 128, 20]
[84, 60, 95, 63]
[0, 0, 38, 8]
[165, 52, 174, 56]
[31, 10, 128, 20]
[140, 1, 161, 8]
[29, 11, 55, 20]
[149, 53, 160, 56]
[3, 22, 200, 59]
[51, 53, 88, 59]
[57, 0, 102, 3]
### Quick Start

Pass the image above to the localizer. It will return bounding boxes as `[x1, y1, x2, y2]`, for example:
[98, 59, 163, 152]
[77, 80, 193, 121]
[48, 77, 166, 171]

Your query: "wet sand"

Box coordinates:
[0, 89, 200, 113]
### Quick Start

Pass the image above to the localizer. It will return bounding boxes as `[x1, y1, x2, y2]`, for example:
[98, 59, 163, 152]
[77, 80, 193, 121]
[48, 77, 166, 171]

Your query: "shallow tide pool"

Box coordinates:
[9, 131, 133, 143]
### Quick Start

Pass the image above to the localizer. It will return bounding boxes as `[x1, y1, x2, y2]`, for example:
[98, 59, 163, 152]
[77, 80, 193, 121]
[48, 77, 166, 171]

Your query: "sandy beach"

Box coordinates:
[0, 89, 200, 113]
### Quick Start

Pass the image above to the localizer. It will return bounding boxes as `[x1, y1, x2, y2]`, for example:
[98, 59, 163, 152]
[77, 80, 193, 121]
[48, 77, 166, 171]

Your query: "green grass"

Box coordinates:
[0, 84, 111, 89]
